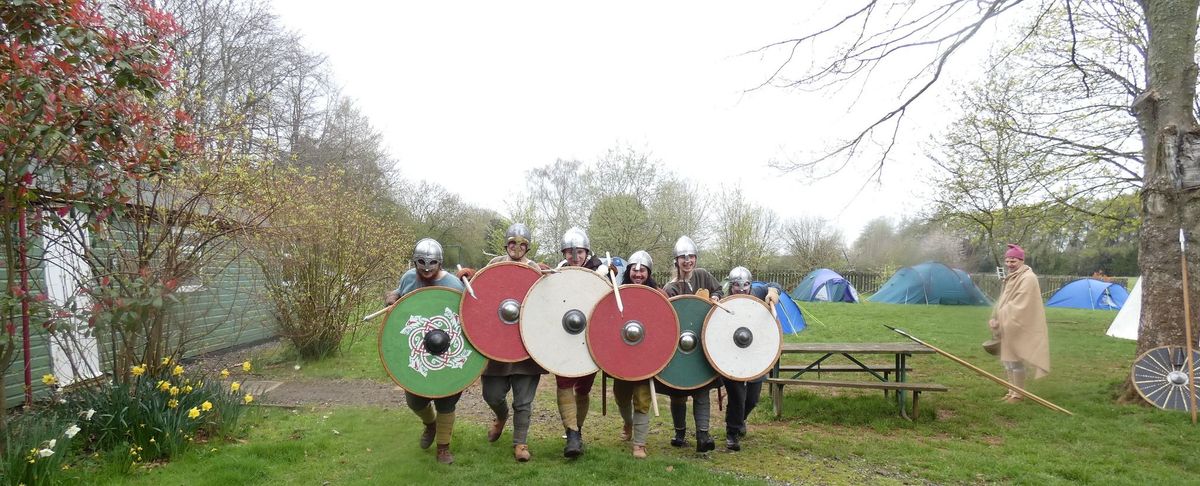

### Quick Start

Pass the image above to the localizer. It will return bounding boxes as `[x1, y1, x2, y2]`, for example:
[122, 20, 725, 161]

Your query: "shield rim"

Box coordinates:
[586, 284, 680, 381]
[378, 285, 484, 398]
[1132, 345, 1200, 411]
[459, 261, 542, 363]
[655, 294, 718, 390]
[701, 294, 782, 382]
[519, 266, 607, 378]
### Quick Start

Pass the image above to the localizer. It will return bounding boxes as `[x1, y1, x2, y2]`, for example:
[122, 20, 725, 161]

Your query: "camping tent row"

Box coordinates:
[791, 268, 861, 303]
[868, 262, 991, 305]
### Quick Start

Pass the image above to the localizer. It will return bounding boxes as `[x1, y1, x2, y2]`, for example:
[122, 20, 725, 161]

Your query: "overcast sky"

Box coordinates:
[271, 1, 1010, 243]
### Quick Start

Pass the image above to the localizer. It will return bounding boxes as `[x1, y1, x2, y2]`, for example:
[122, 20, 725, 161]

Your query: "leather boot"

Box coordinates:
[487, 415, 507, 443]
[436, 444, 454, 464]
[725, 433, 741, 452]
[621, 422, 633, 441]
[564, 429, 583, 458]
[632, 444, 647, 459]
[670, 427, 687, 447]
[696, 430, 715, 453]
[514, 444, 531, 462]
[419, 422, 436, 449]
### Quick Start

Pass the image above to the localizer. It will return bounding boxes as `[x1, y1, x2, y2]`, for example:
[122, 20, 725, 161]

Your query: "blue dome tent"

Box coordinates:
[791, 268, 860, 303]
[751, 281, 806, 334]
[1047, 278, 1129, 310]
[868, 262, 991, 305]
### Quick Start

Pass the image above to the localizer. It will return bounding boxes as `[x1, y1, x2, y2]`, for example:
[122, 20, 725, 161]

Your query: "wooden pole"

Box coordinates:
[884, 325, 1073, 416]
[1180, 229, 1197, 424]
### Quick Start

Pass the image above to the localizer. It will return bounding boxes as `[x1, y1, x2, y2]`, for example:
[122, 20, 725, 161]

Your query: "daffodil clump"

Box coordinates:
[1, 405, 93, 485]
[54, 358, 257, 472]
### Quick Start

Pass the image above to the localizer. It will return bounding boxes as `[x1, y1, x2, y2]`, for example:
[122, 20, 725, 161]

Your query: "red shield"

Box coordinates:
[459, 262, 542, 362]
[587, 285, 679, 381]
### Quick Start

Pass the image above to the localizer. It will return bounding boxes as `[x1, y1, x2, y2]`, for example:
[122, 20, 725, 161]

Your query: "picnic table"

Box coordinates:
[766, 342, 947, 420]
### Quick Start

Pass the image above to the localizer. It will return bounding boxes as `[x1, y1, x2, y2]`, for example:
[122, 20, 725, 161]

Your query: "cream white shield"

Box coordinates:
[702, 294, 782, 381]
[520, 267, 609, 377]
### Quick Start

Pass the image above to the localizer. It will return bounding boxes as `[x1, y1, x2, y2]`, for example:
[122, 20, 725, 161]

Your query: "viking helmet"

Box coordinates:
[505, 223, 531, 245]
[627, 250, 653, 271]
[673, 236, 697, 258]
[728, 266, 752, 285]
[560, 226, 590, 252]
[412, 238, 444, 272]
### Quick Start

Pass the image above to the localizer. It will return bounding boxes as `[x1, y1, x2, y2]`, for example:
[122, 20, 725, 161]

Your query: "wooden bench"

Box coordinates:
[777, 364, 912, 379]
[766, 378, 948, 420]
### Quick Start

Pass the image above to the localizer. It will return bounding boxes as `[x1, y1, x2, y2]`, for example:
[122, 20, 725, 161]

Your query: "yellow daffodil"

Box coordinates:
[167, 399, 179, 409]
[42, 374, 58, 386]
[243, 394, 254, 404]
[161, 357, 172, 366]
[182, 385, 193, 393]
[130, 364, 146, 377]
[169, 386, 180, 396]
[201, 401, 213, 411]
[172, 365, 184, 376]
[158, 380, 170, 391]
[231, 381, 240, 392]
[242, 361, 252, 372]
[220, 369, 230, 378]
[187, 407, 200, 419]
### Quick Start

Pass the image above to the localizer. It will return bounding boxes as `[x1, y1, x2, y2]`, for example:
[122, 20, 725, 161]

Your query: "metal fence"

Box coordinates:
[652, 267, 1135, 303]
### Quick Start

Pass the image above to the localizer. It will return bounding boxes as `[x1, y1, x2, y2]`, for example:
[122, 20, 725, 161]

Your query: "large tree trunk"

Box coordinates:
[1125, 0, 1200, 401]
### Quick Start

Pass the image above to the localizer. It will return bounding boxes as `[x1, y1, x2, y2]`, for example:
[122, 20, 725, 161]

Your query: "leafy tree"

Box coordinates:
[710, 186, 780, 270]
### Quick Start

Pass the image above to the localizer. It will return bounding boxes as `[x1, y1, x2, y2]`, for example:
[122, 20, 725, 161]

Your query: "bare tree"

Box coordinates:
[753, 0, 1200, 397]
[711, 187, 780, 270]
[781, 217, 846, 272]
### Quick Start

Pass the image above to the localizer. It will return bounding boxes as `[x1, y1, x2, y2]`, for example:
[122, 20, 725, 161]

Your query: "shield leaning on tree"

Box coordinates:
[1133, 346, 1200, 411]
[520, 266, 610, 377]
[459, 261, 543, 362]
[656, 295, 719, 389]
[379, 286, 486, 398]
[587, 284, 679, 381]
[702, 294, 782, 381]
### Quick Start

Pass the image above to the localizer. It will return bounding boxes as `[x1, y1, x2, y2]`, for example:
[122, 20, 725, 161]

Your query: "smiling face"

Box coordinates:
[675, 254, 696, 274]
[1004, 257, 1022, 273]
[629, 264, 650, 284]
[729, 280, 751, 295]
[506, 240, 528, 261]
[416, 262, 441, 281]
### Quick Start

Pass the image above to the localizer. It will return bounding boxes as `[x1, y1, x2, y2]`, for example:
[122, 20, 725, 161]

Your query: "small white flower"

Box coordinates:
[293, 364, 301, 370]
[47, 439, 56, 449]
[64, 424, 80, 438]
[332, 429, 340, 435]
[38, 448, 54, 458]
[83, 409, 95, 420]
[58, 398, 67, 404]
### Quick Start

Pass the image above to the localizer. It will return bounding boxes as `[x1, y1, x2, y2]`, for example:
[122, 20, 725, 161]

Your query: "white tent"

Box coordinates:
[1106, 278, 1141, 340]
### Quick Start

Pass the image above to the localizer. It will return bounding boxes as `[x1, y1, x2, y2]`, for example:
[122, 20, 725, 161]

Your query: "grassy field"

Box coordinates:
[77, 302, 1199, 485]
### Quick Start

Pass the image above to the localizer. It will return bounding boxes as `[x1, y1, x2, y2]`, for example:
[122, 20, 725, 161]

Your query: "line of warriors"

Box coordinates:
[383, 224, 782, 465]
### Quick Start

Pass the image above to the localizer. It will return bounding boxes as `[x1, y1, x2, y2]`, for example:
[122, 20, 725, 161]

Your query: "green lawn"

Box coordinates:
[75, 302, 1198, 485]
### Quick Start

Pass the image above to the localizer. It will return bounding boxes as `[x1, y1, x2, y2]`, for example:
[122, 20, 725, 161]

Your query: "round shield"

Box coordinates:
[656, 295, 718, 390]
[1133, 345, 1200, 411]
[587, 285, 679, 381]
[459, 262, 542, 362]
[520, 266, 610, 377]
[379, 286, 486, 398]
[702, 294, 782, 381]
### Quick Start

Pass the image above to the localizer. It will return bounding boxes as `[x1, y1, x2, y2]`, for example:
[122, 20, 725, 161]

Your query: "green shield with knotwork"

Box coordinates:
[656, 295, 717, 389]
[379, 286, 485, 398]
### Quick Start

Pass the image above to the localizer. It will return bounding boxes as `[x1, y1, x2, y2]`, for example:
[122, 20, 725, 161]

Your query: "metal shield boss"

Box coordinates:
[459, 262, 542, 362]
[1133, 346, 1200, 411]
[587, 285, 679, 381]
[379, 286, 486, 398]
[520, 267, 610, 377]
[656, 295, 718, 389]
[702, 294, 782, 381]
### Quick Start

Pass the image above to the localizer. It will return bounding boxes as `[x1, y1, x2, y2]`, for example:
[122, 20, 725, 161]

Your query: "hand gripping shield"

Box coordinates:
[586, 285, 679, 381]
[379, 286, 486, 398]
[702, 294, 782, 381]
[655, 295, 718, 390]
[459, 262, 542, 362]
[520, 267, 610, 377]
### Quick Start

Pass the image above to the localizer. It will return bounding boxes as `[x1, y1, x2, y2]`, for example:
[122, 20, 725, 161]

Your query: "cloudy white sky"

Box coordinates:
[271, 1, 1010, 242]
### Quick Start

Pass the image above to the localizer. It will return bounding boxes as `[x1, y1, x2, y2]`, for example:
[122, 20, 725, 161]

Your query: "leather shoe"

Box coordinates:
[514, 444, 531, 462]
[632, 444, 647, 459]
[564, 429, 583, 458]
[696, 430, 715, 453]
[419, 422, 436, 449]
[621, 423, 633, 441]
[487, 416, 506, 443]
[436, 444, 454, 464]
[725, 435, 741, 452]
